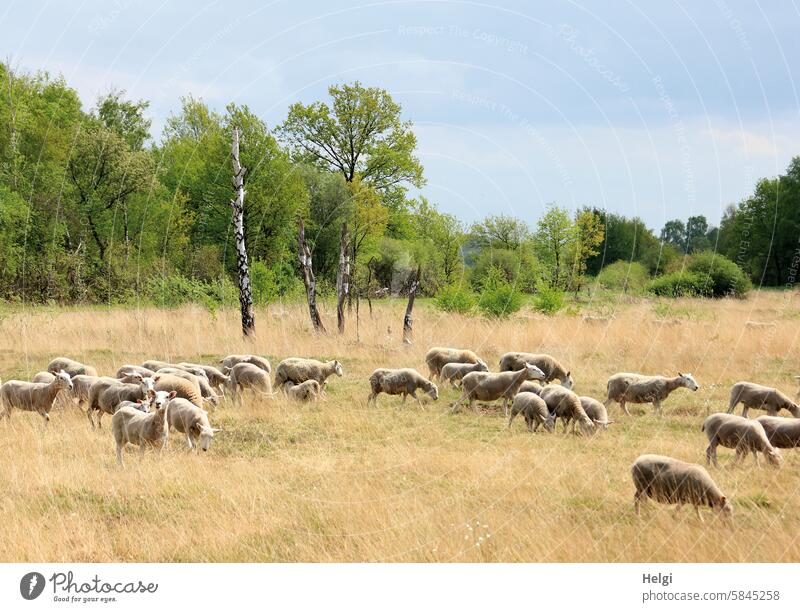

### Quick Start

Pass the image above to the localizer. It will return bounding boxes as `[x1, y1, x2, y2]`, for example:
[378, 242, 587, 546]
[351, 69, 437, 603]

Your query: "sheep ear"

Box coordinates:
[168, 391, 177, 398]
[678, 372, 684, 377]
[212, 427, 223, 433]
[566, 371, 571, 377]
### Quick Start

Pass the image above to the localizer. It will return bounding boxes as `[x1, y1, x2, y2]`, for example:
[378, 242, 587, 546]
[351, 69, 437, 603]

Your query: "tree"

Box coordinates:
[95, 90, 151, 151]
[229, 126, 255, 337]
[347, 176, 388, 307]
[660, 219, 686, 251]
[568, 209, 604, 290]
[412, 197, 465, 288]
[533, 205, 574, 288]
[470, 214, 529, 251]
[686, 215, 711, 253]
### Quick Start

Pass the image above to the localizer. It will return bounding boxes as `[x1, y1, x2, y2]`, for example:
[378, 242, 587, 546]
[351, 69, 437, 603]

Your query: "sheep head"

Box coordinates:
[196, 423, 222, 452]
[562, 371, 574, 390]
[525, 364, 547, 381]
[54, 370, 73, 391]
[425, 382, 439, 401]
[333, 361, 344, 377]
[678, 372, 699, 391]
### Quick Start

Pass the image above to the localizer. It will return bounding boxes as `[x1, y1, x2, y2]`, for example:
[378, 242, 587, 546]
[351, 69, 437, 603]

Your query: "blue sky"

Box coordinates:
[3, 0, 799, 230]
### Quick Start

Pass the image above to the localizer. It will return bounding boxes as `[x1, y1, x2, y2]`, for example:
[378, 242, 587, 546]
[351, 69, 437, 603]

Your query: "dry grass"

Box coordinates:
[1, 291, 800, 562]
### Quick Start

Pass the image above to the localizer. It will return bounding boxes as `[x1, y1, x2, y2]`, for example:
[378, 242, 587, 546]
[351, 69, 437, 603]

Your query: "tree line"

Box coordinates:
[1, 61, 798, 313]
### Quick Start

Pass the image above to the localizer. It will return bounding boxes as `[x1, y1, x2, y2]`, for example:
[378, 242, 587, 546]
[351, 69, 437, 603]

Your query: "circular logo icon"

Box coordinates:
[20, 572, 46, 600]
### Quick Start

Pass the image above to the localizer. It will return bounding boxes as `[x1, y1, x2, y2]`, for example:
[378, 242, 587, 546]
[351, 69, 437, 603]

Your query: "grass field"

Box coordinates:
[1, 291, 800, 562]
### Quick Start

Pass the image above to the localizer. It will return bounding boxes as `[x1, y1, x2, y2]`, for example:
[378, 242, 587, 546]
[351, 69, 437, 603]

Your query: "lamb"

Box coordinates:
[112, 390, 174, 466]
[506, 391, 552, 432]
[0, 371, 73, 424]
[424, 347, 481, 381]
[367, 368, 438, 407]
[166, 397, 221, 451]
[220, 354, 272, 375]
[702, 413, 783, 467]
[152, 373, 204, 409]
[284, 380, 321, 403]
[498, 352, 573, 388]
[440, 360, 489, 387]
[274, 358, 343, 390]
[539, 386, 596, 435]
[631, 454, 732, 521]
[87, 374, 155, 428]
[227, 362, 274, 404]
[580, 396, 613, 430]
[156, 368, 218, 406]
[727, 381, 800, 418]
[605, 372, 699, 416]
[47, 357, 98, 377]
[450, 364, 546, 414]
[115, 365, 156, 379]
[178, 362, 230, 393]
[756, 415, 800, 449]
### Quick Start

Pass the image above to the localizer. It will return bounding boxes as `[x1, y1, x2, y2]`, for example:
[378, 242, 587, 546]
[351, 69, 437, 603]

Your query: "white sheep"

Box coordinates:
[86, 374, 154, 429]
[112, 390, 174, 466]
[0, 370, 73, 424]
[178, 362, 230, 393]
[702, 413, 783, 468]
[47, 357, 98, 377]
[156, 367, 218, 406]
[440, 360, 489, 387]
[115, 365, 156, 379]
[540, 386, 596, 435]
[367, 368, 438, 407]
[451, 364, 546, 415]
[756, 415, 800, 449]
[274, 358, 343, 390]
[498, 352, 573, 388]
[605, 372, 699, 415]
[284, 380, 321, 403]
[506, 391, 551, 432]
[727, 381, 800, 418]
[580, 396, 613, 430]
[166, 397, 221, 451]
[424, 347, 481, 381]
[227, 362, 274, 404]
[220, 354, 272, 375]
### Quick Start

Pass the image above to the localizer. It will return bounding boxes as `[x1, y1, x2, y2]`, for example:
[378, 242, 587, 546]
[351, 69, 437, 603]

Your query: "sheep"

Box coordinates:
[153, 373, 204, 409]
[47, 357, 98, 377]
[631, 454, 733, 521]
[284, 380, 321, 403]
[451, 364, 546, 415]
[87, 374, 155, 429]
[517, 380, 543, 395]
[605, 372, 699, 416]
[227, 362, 273, 404]
[115, 365, 156, 379]
[274, 358, 343, 390]
[440, 360, 489, 388]
[112, 390, 174, 466]
[498, 352, 573, 388]
[32, 371, 56, 383]
[166, 397, 221, 451]
[141, 359, 173, 372]
[756, 415, 800, 449]
[220, 354, 272, 375]
[702, 413, 783, 467]
[70, 374, 102, 408]
[580, 396, 613, 430]
[727, 381, 800, 418]
[178, 362, 230, 393]
[156, 368, 218, 407]
[539, 386, 596, 435]
[367, 368, 438, 407]
[506, 391, 551, 432]
[424, 347, 481, 381]
[0, 371, 73, 424]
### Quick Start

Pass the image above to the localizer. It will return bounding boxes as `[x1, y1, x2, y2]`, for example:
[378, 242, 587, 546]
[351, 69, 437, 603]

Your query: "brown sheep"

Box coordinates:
[756, 415, 800, 448]
[367, 368, 438, 407]
[451, 364, 545, 414]
[498, 352, 573, 388]
[728, 381, 800, 418]
[605, 372, 699, 415]
[702, 413, 782, 467]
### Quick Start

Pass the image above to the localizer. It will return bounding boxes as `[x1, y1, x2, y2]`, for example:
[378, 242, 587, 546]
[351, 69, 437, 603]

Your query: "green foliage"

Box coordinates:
[649, 271, 714, 297]
[149, 275, 238, 309]
[596, 261, 650, 293]
[434, 284, 476, 314]
[532, 282, 565, 314]
[250, 260, 305, 304]
[686, 251, 751, 297]
[477, 267, 523, 318]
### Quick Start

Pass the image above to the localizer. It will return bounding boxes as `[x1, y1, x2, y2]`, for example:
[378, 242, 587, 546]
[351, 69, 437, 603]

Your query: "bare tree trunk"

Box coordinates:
[403, 266, 421, 344]
[366, 257, 375, 319]
[230, 127, 256, 337]
[298, 218, 326, 333]
[336, 222, 350, 334]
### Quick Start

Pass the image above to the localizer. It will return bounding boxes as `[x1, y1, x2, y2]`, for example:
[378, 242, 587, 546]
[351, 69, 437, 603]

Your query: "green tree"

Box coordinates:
[660, 219, 686, 251]
[470, 214, 530, 251]
[533, 204, 574, 288]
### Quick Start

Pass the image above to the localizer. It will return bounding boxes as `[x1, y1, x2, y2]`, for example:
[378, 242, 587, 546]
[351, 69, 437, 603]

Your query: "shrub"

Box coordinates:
[532, 283, 565, 314]
[596, 261, 650, 293]
[434, 284, 476, 314]
[469, 247, 540, 293]
[478, 272, 523, 318]
[250, 260, 305, 304]
[649, 271, 713, 297]
[149, 274, 238, 308]
[686, 251, 751, 297]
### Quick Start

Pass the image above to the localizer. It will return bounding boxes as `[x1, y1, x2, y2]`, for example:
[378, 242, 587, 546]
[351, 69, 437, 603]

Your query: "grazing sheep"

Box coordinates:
[425, 347, 481, 381]
[115, 365, 156, 379]
[440, 360, 489, 387]
[631, 454, 732, 521]
[517, 381, 543, 395]
[367, 368, 438, 407]
[156, 368, 218, 407]
[539, 386, 596, 435]
[451, 364, 546, 414]
[727, 381, 800, 418]
[141, 359, 173, 372]
[220, 354, 272, 375]
[274, 358, 343, 390]
[507, 391, 551, 432]
[702, 413, 783, 467]
[580, 396, 613, 430]
[112, 390, 174, 466]
[87, 374, 155, 429]
[47, 357, 98, 377]
[0, 371, 73, 424]
[284, 380, 321, 403]
[33, 371, 56, 383]
[756, 415, 800, 449]
[153, 373, 204, 409]
[167, 397, 221, 451]
[227, 362, 273, 404]
[178, 362, 230, 393]
[498, 352, 573, 388]
[605, 372, 699, 416]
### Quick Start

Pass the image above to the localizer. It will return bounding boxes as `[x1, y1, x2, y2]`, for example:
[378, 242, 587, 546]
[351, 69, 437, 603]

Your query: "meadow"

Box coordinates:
[1, 290, 799, 562]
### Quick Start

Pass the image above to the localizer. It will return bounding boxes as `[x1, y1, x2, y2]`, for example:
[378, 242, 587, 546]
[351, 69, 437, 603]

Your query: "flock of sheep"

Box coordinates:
[1, 347, 799, 521]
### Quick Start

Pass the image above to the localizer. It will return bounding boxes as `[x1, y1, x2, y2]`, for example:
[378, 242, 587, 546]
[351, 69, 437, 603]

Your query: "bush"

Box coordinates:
[434, 284, 476, 314]
[532, 283, 565, 314]
[469, 247, 540, 293]
[596, 261, 650, 293]
[478, 271, 523, 318]
[649, 271, 713, 297]
[250, 260, 305, 304]
[149, 274, 238, 308]
[686, 251, 751, 297]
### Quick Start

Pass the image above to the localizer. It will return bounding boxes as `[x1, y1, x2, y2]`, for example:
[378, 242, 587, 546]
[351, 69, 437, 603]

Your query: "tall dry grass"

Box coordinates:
[1, 292, 800, 562]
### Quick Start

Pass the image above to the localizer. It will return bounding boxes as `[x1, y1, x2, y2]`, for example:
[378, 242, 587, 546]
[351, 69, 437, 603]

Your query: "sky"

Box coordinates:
[3, 0, 800, 231]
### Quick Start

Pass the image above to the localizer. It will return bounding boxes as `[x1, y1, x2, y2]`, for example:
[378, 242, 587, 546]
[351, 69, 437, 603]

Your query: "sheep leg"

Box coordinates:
[740, 405, 749, 418]
[619, 399, 631, 417]
[507, 405, 520, 429]
[116, 443, 124, 467]
[726, 399, 737, 414]
[501, 397, 509, 417]
[450, 391, 469, 413]
[634, 491, 643, 515]
[87, 407, 96, 429]
[653, 399, 662, 416]
[410, 390, 424, 409]
[694, 505, 704, 523]
[706, 439, 719, 467]
[186, 433, 194, 450]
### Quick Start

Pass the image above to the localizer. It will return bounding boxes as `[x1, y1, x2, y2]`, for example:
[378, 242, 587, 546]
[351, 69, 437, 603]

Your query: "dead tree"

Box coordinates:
[403, 266, 421, 344]
[298, 218, 326, 333]
[335, 222, 350, 334]
[230, 127, 255, 337]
